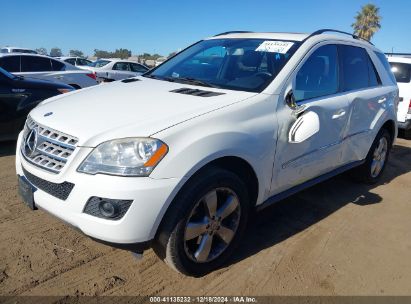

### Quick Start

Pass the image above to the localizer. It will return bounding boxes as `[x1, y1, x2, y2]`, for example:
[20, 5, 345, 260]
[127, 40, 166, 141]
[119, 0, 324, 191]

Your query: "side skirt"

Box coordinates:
[256, 160, 365, 212]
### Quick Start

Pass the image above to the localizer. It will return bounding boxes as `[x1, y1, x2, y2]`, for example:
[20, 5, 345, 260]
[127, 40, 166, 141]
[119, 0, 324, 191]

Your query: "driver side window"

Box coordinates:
[294, 44, 338, 102]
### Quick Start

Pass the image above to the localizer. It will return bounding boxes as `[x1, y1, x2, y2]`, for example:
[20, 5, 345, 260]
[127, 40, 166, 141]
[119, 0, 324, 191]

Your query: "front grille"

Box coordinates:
[21, 116, 78, 174]
[23, 167, 74, 200]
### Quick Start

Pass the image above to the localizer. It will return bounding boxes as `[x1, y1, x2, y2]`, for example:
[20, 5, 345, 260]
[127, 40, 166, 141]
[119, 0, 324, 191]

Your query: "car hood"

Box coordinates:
[29, 77, 257, 147]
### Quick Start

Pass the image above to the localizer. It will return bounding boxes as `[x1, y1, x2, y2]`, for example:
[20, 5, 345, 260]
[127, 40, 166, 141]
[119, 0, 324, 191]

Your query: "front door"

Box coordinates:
[271, 44, 350, 195]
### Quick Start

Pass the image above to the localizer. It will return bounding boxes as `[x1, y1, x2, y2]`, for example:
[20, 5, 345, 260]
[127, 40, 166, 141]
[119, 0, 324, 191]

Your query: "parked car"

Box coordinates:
[0, 67, 73, 141]
[84, 59, 149, 82]
[1, 47, 37, 54]
[0, 54, 98, 89]
[155, 57, 167, 66]
[16, 29, 398, 276]
[387, 56, 411, 137]
[57, 56, 93, 67]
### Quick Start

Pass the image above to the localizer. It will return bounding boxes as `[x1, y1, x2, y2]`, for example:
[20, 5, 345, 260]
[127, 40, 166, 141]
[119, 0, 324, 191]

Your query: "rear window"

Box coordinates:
[21, 56, 52, 72]
[374, 52, 397, 84]
[51, 59, 65, 71]
[88, 60, 110, 67]
[389, 62, 411, 83]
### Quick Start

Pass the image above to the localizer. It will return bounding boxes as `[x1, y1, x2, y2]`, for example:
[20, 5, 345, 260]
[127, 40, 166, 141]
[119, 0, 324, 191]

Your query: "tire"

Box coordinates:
[351, 128, 391, 184]
[153, 167, 250, 277]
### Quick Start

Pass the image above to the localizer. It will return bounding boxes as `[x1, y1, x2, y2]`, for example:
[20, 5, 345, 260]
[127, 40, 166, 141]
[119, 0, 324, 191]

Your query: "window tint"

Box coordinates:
[130, 63, 148, 73]
[0, 56, 20, 72]
[367, 55, 381, 87]
[78, 59, 91, 66]
[339, 45, 369, 91]
[51, 59, 65, 71]
[389, 62, 411, 83]
[65, 58, 76, 65]
[21, 56, 52, 72]
[294, 44, 338, 101]
[1, 49, 9, 53]
[374, 52, 397, 84]
[113, 62, 130, 71]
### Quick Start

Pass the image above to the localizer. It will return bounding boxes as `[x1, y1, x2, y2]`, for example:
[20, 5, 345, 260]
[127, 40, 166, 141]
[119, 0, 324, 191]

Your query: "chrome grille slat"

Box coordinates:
[21, 116, 78, 174]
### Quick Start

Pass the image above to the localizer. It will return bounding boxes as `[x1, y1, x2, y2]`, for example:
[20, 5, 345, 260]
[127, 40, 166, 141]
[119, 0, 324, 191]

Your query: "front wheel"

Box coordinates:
[153, 168, 249, 276]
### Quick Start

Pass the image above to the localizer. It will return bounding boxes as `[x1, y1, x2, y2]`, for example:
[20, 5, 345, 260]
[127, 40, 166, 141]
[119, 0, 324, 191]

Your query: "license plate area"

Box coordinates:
[18, 175, 37, 210]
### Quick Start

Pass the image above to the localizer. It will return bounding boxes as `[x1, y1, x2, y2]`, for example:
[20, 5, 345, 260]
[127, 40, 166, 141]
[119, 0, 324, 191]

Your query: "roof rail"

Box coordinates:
[214, 31, 253, 37]
[303, 29, 374, 45]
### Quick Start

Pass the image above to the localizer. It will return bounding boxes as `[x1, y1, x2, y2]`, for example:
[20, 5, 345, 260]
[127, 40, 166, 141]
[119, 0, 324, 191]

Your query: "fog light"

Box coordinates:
[99, 200, 119, 218]
[83, 197, 133, 220]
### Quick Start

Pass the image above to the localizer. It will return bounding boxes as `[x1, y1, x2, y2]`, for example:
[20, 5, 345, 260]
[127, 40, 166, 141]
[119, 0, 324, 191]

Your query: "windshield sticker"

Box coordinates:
[255, 41, 294, 54]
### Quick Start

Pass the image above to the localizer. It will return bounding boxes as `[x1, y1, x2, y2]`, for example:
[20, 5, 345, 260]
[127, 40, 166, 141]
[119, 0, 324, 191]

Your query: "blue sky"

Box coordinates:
[1, 0, 410, 56]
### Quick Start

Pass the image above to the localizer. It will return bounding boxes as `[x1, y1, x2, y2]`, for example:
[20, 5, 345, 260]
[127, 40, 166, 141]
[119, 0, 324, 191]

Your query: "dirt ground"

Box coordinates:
[1, 137, 411, 297]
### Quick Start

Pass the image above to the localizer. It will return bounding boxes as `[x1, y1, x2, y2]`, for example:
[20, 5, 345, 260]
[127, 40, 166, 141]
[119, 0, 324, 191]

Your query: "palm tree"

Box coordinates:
[352, 3, 382, 41]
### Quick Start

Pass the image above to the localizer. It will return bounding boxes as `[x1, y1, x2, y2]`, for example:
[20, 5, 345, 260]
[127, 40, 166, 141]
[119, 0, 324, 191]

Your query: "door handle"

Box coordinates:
[55, 76, 63, 79]
[332, 109, 346, 119]
[378, 97, 387, 104]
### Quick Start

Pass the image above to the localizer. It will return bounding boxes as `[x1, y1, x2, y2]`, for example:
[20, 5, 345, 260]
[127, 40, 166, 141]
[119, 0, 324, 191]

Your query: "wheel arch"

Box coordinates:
[153, 155, 260, 239]
[381, 119, 397, 146]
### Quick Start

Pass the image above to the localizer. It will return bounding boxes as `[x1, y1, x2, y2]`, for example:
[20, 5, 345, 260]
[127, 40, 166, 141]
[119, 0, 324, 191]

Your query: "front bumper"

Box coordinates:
[15, 132, 184, 248]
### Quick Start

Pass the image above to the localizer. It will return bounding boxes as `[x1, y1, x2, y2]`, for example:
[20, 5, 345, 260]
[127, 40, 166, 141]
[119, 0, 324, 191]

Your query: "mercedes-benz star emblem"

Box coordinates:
[24, 129, 39, 157]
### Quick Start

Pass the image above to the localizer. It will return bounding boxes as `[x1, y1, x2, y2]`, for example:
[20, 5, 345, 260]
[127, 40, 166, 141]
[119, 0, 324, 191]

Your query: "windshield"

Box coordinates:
[0, 66, 17, 79]
[88, 60, 110, 67]
[145, 38, 300, 92]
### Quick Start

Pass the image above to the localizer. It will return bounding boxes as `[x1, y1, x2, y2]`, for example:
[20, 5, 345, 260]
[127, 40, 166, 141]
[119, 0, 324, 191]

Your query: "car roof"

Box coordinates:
[387, 56, 411, 64]
[98, 58, 140, 63]
[1, 46, 34, 50]
[207, 32, 309, 41]
[205, 31, 378, 50]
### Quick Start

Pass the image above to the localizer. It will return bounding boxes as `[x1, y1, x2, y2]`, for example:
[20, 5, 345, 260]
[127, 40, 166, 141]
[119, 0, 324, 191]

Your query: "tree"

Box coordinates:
[35, 47, 48, 56]
[50, 47, 62, 57]
[94, 49, 111, 58]
[93, 48, 131, 59]
[352, 3, 382, 41]
[112, 48, 132, 59]
[69, 49, 84, 57]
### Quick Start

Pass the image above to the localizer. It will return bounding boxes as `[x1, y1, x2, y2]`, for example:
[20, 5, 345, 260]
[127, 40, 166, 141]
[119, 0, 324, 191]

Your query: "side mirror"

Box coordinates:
[289, 111, 320, 143]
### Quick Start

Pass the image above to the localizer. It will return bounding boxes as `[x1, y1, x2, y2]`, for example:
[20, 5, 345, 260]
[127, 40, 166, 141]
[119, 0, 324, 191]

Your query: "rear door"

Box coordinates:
[341, 46, 397, 164]
[111, 62, 134, 79]
[389, 61, 411, 123]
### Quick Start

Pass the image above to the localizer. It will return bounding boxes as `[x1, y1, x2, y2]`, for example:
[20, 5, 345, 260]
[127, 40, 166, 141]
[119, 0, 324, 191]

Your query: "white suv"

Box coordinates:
[387, 56, 411, 137]
[16, 29, 398, 276]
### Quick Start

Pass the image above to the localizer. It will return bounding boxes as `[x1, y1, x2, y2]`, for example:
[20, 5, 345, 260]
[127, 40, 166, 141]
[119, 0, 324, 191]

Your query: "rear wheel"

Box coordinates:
[351, 128, 391, 184]
[153, 168, 249, 276]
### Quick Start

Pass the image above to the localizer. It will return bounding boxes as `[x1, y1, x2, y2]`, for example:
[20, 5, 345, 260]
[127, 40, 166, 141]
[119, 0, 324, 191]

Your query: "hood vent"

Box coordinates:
[121, 78, 141, 83]
[170, 88, 225, 97]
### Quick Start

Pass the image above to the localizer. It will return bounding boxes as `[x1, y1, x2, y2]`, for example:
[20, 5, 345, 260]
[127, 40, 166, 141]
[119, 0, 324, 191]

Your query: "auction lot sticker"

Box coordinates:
[255, 40, 294, 53]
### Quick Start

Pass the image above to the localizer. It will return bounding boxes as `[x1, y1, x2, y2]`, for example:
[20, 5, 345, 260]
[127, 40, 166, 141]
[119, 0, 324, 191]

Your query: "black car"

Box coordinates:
[0, 67, 73, 141]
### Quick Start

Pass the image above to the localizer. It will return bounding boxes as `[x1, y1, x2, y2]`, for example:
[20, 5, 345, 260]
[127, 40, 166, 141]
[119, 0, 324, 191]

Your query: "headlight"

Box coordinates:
[77, 138, 168, 176]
